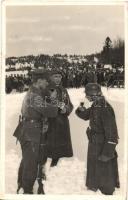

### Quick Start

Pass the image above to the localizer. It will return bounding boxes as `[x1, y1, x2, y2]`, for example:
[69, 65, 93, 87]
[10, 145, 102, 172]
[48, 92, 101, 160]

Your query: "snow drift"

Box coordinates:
[5, 87, 126, 195]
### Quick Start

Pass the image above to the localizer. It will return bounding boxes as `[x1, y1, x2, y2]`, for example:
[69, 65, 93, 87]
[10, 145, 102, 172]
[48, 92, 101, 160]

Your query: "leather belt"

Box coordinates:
[22, 117, 41, 123]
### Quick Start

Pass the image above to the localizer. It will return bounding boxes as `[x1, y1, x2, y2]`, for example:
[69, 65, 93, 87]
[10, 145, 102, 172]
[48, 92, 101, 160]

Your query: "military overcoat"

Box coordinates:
[47, 85, 73, 158]
[14, 86, 58, 144]
[75, 96, 120, 193]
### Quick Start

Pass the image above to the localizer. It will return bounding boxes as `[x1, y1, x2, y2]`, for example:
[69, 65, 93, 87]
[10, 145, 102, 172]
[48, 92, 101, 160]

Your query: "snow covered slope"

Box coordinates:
[5, 88, 126, 195]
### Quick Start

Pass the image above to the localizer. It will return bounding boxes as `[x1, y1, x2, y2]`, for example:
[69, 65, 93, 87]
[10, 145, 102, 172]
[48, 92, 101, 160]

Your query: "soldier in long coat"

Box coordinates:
[75, 83, 120, 195]
[47, 70, 73, 167]
[13, 69, 58, 194]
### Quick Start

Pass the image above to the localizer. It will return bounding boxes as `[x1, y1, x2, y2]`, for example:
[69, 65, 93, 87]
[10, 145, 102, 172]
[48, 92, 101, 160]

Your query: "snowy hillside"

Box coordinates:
[5, 87, 126, 195]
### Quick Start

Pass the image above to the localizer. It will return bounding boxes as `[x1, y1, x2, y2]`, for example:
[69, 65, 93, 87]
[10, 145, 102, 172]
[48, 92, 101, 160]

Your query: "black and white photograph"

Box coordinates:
[0, 0, 128, 198]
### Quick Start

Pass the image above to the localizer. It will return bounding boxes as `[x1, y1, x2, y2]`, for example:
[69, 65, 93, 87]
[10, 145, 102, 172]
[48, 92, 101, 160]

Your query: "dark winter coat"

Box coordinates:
[47, 86, 73, 158]
[75, 96, 120, 193]
[13, 86, 59, 193]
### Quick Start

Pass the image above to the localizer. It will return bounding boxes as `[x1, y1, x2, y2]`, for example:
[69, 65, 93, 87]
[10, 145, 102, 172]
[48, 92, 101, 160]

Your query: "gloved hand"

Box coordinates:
[98, 155, 112, 162]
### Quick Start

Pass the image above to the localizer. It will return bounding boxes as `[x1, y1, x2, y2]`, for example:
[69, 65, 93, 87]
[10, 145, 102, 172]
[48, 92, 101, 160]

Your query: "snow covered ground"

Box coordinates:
[5, 87, 126, 195]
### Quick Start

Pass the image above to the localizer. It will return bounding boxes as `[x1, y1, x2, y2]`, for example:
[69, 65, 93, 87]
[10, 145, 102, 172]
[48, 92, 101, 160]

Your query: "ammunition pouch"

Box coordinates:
[86, 127, 104, 144]
[13, 115, 43, 143]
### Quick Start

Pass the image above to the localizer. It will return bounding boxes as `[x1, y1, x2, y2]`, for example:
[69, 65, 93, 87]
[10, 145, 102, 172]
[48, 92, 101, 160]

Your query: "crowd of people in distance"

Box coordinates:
[6, 59, 124, 94]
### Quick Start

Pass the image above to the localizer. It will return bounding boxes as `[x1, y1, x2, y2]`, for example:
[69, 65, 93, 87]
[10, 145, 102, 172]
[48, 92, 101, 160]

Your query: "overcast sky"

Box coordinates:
[6, 5, 124, 57]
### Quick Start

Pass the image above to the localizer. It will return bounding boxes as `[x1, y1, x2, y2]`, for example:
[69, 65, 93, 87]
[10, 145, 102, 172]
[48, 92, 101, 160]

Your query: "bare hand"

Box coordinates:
[58, 102, 65, 109]
[60, 107, 67, 114]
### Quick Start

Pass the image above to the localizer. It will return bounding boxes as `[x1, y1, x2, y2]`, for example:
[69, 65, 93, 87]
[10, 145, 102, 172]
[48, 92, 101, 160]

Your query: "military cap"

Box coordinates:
[31, 69, 50, 82]
[85, 83, 102, 96]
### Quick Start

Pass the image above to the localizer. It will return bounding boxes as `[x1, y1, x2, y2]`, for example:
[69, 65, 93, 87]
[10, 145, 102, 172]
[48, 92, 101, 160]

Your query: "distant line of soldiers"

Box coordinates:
[6, 74, 32, 93]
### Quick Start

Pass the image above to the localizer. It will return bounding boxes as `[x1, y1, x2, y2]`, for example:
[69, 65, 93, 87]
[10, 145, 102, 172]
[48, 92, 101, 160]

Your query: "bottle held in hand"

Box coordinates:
[79, 102, 85, 111]
[80, 102, 84, 107]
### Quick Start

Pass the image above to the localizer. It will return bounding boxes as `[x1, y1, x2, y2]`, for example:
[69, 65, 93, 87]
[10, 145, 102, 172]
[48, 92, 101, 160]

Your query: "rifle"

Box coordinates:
[37, 118, 48, 194]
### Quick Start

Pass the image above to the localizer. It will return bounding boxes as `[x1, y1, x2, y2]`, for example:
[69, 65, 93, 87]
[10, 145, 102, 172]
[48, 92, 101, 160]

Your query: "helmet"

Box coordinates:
[85, 83, 102, 96]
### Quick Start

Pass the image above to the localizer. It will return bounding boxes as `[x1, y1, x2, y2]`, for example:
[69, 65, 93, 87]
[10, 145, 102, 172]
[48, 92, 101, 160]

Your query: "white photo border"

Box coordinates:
[0, 1, 128, 200]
